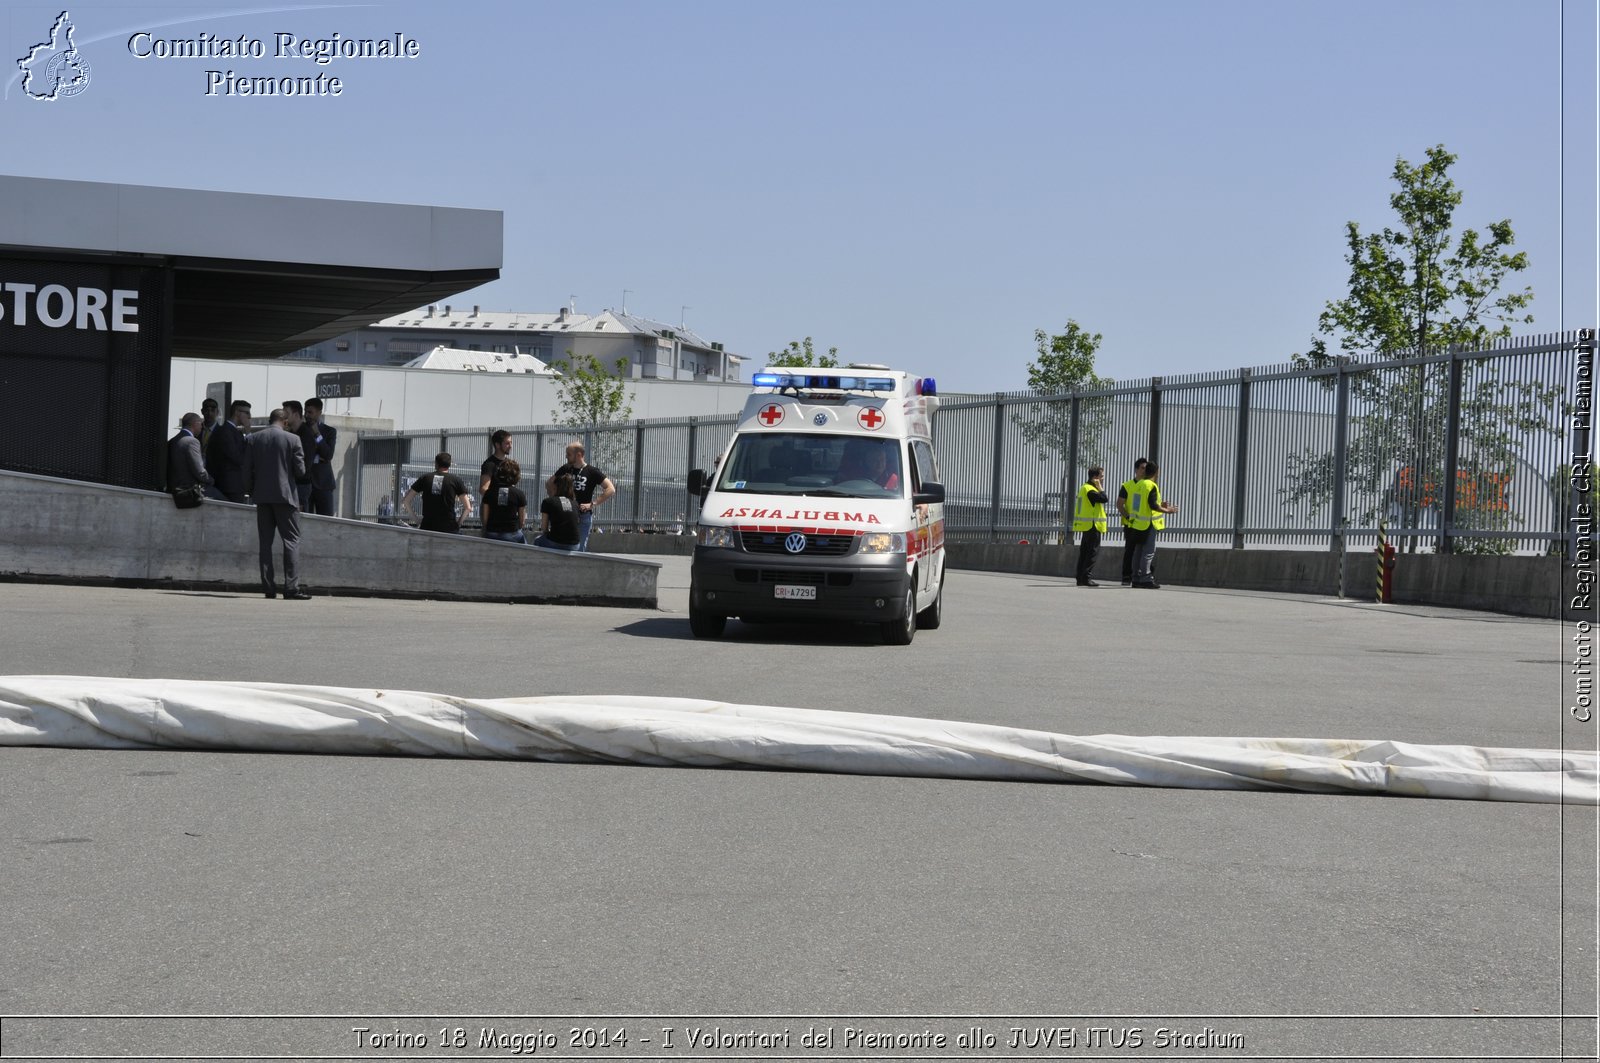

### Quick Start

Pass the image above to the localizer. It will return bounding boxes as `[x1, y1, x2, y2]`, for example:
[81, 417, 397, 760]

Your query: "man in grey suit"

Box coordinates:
[166, 413, 213, 498]
[245, 408, 310, 600]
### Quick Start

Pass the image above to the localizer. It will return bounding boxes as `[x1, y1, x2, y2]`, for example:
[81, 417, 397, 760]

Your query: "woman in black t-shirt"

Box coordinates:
[534, 471, 581, 551]
[482, 459, 528, 544]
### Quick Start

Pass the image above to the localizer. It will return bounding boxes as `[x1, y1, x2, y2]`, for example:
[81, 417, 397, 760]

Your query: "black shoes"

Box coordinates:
[1076, 580, 1100, 587]
[263, 589, 276, 599]
[1132, 581, 1161, 590]
[284, 590, 313, 601]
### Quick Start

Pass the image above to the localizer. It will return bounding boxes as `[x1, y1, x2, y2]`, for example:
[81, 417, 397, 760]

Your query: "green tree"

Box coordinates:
[551, 352, 636, 473]
[1028, 320, 1113, 396]
[1284, 145, 1558, 554]
[1015, 320, 1114, 543]
[1017, 319, 1115, 466]
[766, 336, 840, 368]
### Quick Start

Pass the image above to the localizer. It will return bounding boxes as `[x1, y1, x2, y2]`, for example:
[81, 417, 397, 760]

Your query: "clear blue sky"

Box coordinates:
[4, 0, 1594, 393]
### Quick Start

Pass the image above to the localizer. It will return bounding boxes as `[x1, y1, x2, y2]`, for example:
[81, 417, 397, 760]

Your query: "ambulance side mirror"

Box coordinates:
[913, 481, 944, 506]
[688, 468, 708, 500]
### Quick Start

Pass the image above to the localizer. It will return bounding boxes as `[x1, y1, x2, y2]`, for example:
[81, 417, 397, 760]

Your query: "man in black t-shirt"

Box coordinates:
[545, 440, 616, 551]
[478, 430, 514, 536]
[402, 451, 473, 533]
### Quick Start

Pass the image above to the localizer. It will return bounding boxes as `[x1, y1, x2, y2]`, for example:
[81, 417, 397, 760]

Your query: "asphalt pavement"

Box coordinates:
[0, 559, 1593, 1061]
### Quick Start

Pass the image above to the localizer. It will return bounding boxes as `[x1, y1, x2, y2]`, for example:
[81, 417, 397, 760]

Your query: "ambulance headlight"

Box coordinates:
[858, 531, 906, 554]
[697, 526, 738, 549]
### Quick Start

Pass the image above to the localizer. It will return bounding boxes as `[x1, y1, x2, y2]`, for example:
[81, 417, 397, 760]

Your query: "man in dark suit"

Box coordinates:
[303, 396, 338, 516]
[166, 413, 213, 499]
[206, 400, 252, 502]
[245, 408, 310, 600]
[282, 400, 317, 511]
[199, 398, 221, 454]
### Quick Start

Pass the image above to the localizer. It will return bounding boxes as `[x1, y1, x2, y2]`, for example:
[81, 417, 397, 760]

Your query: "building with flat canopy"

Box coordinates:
[0, 175, 501, 491]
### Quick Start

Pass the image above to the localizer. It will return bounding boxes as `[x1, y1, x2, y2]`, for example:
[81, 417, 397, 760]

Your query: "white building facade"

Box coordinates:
[287, 304, 744, 382]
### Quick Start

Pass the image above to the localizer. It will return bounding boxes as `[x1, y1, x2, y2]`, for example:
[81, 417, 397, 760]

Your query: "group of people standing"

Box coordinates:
[399, 433, 615, 554]
[169, 396, 338, 514]
[1071, 457, 1179, 589]
[166, 396, 339, 600]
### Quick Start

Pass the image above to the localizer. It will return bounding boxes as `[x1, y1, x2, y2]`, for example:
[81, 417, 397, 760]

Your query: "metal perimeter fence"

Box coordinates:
[353, 329, 1595, 557]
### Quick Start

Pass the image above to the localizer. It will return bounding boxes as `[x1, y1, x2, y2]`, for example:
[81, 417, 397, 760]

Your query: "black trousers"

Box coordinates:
[256, 503, 301, 593]
[1075, 527, 1101, 582]
[308, 485, 336, 516]
[1122, 527, 1149, 583]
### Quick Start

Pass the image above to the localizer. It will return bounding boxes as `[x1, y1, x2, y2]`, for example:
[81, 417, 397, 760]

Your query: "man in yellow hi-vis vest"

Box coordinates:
[1072, 465, 1110, 586]
[1126, 461, 1179, 589]
[1117, 457, 1148, 586]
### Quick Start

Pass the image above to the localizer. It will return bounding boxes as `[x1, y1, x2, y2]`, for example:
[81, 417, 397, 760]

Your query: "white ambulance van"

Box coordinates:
[686, 365, 946, 645]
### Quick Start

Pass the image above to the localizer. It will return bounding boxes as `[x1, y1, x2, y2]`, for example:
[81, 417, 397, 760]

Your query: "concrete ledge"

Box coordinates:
[0, 469, 658, 607]
[947, 543, 1563, 619]
[590, 532, 695, 556]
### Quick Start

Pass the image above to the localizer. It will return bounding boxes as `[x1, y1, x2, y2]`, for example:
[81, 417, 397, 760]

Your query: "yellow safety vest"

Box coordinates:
[1119, 478, 1140, 524]
[1072, 482, 1106, 532]
[1148, 480, 1166, 531]
[1125, 478, 1156, 531]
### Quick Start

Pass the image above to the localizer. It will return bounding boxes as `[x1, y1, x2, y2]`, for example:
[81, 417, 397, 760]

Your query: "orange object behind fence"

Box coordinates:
[1396, 467, 1511, 512]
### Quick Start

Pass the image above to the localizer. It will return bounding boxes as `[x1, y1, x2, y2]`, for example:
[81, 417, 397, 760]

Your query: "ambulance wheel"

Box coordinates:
[916, 571, 943, 630]
[882, 584, 916, 646]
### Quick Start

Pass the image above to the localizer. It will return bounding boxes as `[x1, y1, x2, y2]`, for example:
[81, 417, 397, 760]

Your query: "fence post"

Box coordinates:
[1148, 377, 1163, 462]
[685, 417, 700, 526]
[990, 393, 1005, 543]
[632, 419, 646, 530]
[392, 436, 404, 517]
[1440, 346, 1464, 555]
[1065, 395, 1081, 545]
[353, 434, 365, 518]
[1231, 368, 1251, 549]
[1330, 358, 1351, 551]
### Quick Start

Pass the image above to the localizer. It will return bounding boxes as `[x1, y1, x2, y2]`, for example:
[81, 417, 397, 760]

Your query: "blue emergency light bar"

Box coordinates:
[753, 372, 898, 392]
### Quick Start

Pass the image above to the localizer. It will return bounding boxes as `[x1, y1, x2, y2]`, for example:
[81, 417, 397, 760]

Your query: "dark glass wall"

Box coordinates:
[0, 254, 172, 490]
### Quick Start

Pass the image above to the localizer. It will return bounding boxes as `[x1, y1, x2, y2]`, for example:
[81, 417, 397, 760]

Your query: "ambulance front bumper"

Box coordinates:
[691, 546, 913, 622]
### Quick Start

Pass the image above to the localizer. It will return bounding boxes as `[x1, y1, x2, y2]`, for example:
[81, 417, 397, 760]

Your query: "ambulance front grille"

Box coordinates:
[740, 531, 855, 556]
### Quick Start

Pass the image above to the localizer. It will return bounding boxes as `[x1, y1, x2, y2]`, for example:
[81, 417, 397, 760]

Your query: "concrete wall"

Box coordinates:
[0, 470, 658, 608]
[591, 532, 696, 556]
[946, 542, 1565, 619]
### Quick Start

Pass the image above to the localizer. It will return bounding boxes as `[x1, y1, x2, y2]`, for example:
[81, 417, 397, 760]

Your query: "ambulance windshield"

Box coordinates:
[717, 433, 904, 498]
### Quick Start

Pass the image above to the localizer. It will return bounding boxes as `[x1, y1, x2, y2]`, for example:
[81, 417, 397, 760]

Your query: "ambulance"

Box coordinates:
[686, 365, 946, 644]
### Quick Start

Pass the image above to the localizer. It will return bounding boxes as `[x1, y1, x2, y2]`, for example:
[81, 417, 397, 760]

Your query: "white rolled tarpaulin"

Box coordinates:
[0, 676, 1593, 804]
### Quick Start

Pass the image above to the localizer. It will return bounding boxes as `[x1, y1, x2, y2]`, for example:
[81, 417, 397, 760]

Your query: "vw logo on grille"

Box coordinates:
[813, 412, 828, 426]
[784, 532, 807, 554]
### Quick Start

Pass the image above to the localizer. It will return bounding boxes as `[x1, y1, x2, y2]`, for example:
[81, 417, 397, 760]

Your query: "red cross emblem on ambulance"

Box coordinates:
[757, 403, 785, 426]
[857, 407, 885, 431]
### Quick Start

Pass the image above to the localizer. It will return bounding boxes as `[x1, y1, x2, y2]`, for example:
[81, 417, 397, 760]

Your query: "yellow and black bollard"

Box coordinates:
[1375, 521, 1396, 603]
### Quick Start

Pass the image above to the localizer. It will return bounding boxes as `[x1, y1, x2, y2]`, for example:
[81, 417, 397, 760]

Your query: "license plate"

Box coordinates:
[774, 584, 816, 600]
